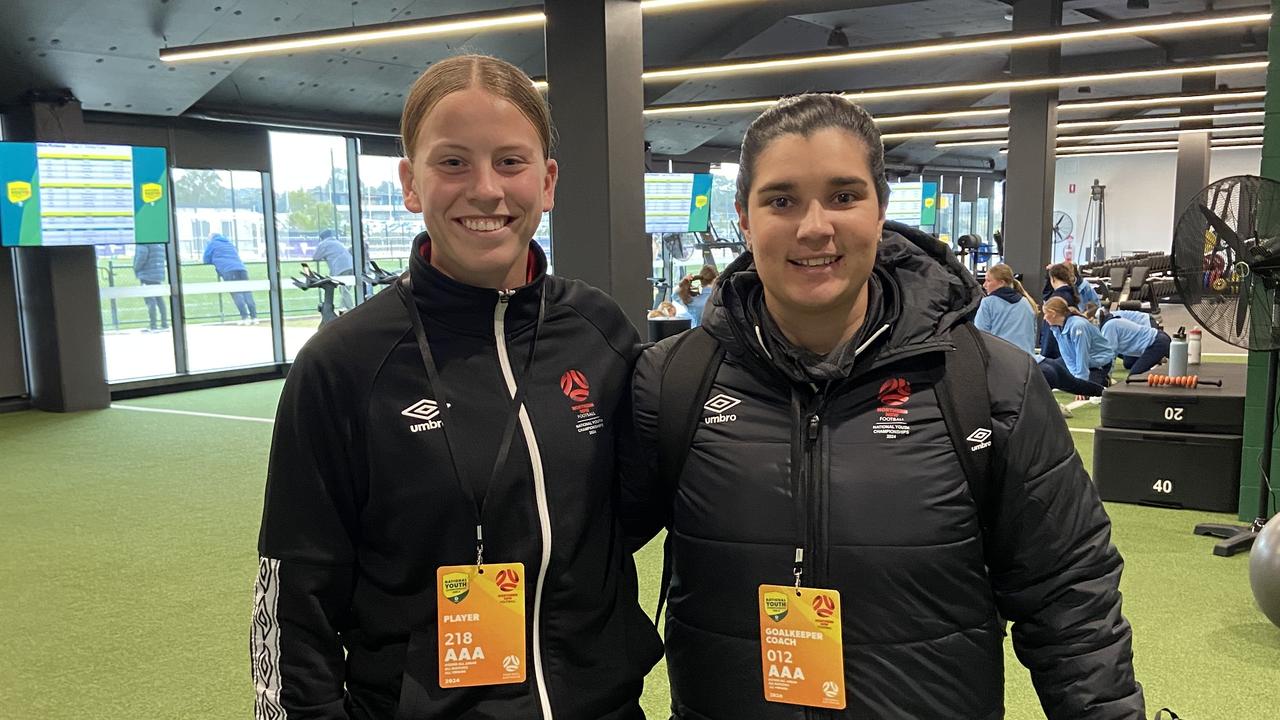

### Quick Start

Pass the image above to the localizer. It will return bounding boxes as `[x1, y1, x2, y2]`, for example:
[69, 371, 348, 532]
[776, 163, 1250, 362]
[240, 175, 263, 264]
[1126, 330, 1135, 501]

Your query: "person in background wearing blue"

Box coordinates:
[202, 233, 258, 325]
[312, 228, 355, 310]
[1110, 308, 1160, 328]
[132, 243, 169, 333]
[975, 263, 1037, 356]
[1066, 261, 1101, 317]
[1040, 262, 1082, 359]
[674, 264, 718, 327]
[1039, 295, 1116, 398]
[1100, 313, 1170, 375]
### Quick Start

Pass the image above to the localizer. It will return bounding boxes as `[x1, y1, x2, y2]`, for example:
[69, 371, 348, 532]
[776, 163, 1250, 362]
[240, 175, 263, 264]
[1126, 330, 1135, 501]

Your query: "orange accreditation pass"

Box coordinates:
[437, 562, 526, 688]
[758, 584, 845, 709]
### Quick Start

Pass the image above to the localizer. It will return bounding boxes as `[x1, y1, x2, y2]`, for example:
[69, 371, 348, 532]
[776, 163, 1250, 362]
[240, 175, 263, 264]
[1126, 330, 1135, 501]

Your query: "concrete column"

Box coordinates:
[9, 100, 109, 411]
[1239, 0, 1280, 521]
[544, 0, 650, 332]
[1172, 75, 1214, 225]
[1003, 0, 1063, 278]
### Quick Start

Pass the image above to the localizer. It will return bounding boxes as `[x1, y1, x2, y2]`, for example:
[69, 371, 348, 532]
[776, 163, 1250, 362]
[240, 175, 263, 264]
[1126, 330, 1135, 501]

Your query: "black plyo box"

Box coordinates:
[1099, 362, 1245, 434]
[1093, 427, 1241, 513]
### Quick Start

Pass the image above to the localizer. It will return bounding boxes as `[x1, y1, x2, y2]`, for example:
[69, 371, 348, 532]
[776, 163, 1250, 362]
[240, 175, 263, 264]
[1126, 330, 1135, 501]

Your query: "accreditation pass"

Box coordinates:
[758, 584, 845, 709]
[437, 563, 526, 688]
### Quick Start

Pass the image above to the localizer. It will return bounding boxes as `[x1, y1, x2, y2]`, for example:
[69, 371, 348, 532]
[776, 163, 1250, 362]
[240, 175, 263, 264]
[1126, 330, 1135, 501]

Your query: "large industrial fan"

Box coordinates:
[1171, 175, 1280, 556]
[1051, 210, 1074, 262]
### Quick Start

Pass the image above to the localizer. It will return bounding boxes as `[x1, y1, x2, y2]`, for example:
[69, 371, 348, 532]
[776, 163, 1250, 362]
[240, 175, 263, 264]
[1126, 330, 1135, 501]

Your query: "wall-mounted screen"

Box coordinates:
[0, 142, 170, 247]
[645, 172, 712, 234]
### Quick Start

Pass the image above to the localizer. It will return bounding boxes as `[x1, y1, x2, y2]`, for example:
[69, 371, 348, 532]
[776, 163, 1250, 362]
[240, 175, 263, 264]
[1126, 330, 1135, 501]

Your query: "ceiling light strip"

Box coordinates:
[1056, 109, 1266, 130]
[1057, 123, 1266, 143]
[160, 10, 546, 62]
[643, 60, 1268, 116]
[1058, 88, 1266, 112]
[642, 11, 1271, 81]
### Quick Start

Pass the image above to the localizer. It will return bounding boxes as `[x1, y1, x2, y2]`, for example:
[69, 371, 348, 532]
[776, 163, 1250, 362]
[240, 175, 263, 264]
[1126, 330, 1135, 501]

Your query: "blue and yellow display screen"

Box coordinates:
[0, 141, 170, 247]
[644, 172, 712, 234]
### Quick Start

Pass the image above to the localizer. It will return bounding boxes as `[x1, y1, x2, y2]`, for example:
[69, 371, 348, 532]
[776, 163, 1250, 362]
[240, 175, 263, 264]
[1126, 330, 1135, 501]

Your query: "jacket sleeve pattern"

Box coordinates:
[987, 353, 1145, 719]
[253, 348, 360, 719]
[617, 344, 671, 552]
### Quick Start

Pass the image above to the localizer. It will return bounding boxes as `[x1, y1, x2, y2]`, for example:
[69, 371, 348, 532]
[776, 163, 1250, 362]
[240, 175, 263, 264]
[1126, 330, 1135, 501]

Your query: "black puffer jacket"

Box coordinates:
[627, 223, 1144, 719]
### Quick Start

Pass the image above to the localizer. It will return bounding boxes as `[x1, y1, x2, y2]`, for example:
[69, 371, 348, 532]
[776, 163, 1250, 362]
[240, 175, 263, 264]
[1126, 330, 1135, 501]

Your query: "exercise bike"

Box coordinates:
[292, 262, 345, 328]
[363, 260, 402, 295]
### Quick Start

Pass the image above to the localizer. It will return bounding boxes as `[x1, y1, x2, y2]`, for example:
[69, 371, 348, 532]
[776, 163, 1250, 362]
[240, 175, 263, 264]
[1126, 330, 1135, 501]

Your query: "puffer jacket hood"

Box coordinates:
[702, 220, 981, 377]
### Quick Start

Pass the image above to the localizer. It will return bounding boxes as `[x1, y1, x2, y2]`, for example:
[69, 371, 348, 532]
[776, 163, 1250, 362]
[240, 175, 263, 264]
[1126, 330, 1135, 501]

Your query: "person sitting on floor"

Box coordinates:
[1039, 296, 1116, 398]
[975, 263, 1038, 356]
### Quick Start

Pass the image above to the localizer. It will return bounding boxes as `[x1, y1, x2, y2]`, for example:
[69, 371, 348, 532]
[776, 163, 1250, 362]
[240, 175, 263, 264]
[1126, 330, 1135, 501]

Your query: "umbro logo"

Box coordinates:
[703, 393, 741, 424]
[966, 427, 992, 451]
[403, 399, 443, 432]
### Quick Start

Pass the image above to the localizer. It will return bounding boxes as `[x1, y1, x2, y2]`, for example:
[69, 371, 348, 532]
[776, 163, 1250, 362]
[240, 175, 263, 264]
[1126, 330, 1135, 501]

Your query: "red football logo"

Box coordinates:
[560, 369, 591, 403]
[878, 378, 911, 407]
[496, 568, 520, 592]
[812, 594, 835, 618]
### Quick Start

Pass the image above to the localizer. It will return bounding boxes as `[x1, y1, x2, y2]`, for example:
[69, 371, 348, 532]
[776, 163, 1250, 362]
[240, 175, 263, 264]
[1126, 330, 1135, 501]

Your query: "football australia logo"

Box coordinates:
[877, 378, 911, 407]
[812, 594, 835, 619]
[495, 567, 521, 593]
[763, 590, 789, 622]
[402, 399, 443, 432]
[561, 369, 605, 435]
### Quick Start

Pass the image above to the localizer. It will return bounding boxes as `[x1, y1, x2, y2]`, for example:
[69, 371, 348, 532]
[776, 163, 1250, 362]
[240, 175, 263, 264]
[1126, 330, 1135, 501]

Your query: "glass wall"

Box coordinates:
[358, 154, 417, 275]
[98, 240, 177, 382]
[270, 131, 353, 359]
[173, 169, 274, 373]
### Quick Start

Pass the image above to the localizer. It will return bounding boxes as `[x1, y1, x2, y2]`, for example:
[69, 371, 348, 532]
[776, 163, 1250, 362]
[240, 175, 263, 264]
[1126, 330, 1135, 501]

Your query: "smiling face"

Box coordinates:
[398, 87, 557, 290]
[736, 127, 885, 325]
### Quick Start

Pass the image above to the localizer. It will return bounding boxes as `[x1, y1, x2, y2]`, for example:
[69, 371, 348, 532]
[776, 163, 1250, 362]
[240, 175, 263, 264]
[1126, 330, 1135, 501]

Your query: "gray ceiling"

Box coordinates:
[0, 0, 1270, 170]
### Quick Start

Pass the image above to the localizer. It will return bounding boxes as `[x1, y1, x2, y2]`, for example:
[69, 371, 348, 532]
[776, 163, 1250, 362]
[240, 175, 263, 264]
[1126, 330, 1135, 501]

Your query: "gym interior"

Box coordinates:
[2, 0, 1279, 717]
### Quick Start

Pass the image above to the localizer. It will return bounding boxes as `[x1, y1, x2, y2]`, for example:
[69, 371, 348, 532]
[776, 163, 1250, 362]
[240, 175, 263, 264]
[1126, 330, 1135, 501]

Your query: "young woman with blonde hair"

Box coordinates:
[253, 54, 660, 720]
[1038, 295, 1116, 398]
[975, 263, 1037, 355]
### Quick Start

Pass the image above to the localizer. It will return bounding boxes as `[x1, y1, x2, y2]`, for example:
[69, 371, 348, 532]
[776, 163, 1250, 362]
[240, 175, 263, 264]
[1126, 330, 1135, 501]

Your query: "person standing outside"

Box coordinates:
[252, 54, 661, 720]
[626, 94, 1144, 719]
[202, 232, 258, 324]
[132, 243, 169, 332]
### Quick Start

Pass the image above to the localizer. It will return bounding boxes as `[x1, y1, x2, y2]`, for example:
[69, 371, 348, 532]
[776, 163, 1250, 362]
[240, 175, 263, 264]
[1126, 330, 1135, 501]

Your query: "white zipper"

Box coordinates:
[494, 293, 555, 720]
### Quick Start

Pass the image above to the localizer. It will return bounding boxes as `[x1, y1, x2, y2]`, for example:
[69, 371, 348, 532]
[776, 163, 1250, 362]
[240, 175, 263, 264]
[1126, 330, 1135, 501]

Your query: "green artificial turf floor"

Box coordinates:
[2, 360, 1276, 718]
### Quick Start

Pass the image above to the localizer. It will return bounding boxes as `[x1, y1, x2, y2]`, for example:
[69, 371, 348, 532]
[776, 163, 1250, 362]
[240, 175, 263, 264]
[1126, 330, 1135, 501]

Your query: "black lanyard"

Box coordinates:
[396, 275, 545, 568]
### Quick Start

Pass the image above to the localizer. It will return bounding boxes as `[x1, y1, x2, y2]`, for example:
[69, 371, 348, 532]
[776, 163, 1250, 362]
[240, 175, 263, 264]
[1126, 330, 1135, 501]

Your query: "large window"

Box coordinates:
[173, 169, 274, 373]
[270, 131, 353, 359]
[97, 240, 177, 382]
[358, 154, 417, 275]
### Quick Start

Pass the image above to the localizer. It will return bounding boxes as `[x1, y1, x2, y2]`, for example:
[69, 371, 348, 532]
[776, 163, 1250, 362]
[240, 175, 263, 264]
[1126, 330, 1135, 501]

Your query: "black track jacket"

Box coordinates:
[253, 233, 662, 719]
[625, 223, 1145, 719]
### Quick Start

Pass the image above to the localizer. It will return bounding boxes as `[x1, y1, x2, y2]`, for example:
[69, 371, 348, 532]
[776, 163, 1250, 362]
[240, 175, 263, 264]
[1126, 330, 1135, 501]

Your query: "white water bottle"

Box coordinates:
[1169, 327, 1188, 377]
[1187, 327, 1202, 366]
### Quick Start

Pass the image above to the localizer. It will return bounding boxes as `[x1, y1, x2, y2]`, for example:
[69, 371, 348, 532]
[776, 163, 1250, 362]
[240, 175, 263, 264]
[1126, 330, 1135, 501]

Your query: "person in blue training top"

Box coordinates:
[202, 233, 258, 324]
[1066, 262, 1101, 317]
[1101, 314, 1170, 375]
[1109, 308, 1160, 328]
[975, 263, 1037, 356]
[1039, 295, 1116, 397]
[675, 264, 719, 328]
[1039, 263, 1081, 359]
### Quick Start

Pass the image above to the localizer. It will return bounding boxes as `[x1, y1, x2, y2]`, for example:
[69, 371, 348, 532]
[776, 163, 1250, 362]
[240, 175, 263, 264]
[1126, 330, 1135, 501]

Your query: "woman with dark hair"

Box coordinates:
[1039, 296, 1117, 398]
[625, 94, 1144, 719]
[1040, 262, 1082, 358]
[253, 54, 660, 720]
